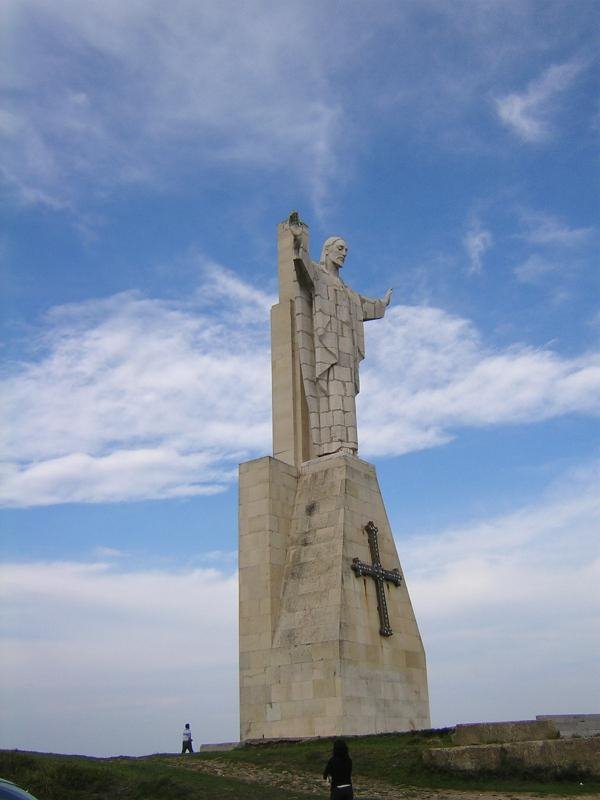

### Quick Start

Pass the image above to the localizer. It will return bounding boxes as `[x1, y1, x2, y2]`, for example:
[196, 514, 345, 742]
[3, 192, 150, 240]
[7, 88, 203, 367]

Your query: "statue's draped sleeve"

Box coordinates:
[360, 294, 388, 321]
[293, 252, 315, 292]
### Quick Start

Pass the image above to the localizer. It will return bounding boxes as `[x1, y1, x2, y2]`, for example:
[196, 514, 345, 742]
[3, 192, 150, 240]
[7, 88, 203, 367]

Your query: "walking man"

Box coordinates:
[181, 723, 193, 754]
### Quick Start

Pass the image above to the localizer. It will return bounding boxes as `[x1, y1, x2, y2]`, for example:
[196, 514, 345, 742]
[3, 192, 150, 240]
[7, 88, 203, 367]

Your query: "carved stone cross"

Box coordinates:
[352, 521, 402, 637]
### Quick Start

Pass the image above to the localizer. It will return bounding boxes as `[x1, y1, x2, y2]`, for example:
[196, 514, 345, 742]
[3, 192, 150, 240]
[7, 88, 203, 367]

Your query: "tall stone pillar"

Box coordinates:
[239, 214, 430, 741]
[271, 220, 313, 466]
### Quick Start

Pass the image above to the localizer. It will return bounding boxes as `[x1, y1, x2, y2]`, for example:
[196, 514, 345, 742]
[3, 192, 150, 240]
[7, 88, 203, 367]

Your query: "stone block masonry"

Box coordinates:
[536, 713, 600, 738]
[453, 719, 559, 745]
[423, 738, 600, 779]
[239, 452, 430, 741]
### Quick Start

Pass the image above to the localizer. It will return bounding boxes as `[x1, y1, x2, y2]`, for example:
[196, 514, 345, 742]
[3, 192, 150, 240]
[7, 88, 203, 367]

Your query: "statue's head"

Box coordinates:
[320, 237, 348, 270]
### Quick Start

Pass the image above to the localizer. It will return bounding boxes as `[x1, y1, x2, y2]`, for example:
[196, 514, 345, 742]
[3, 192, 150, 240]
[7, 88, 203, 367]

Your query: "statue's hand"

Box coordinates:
[383, 288, 393, 306]
[288, 210, 305, 240]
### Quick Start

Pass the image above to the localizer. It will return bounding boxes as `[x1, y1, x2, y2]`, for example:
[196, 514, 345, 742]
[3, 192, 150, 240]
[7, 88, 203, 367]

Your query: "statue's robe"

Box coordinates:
[294, 257, 387, 456]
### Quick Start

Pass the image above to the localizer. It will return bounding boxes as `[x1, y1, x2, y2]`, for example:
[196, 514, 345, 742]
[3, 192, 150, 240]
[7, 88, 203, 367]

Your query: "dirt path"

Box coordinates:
[169, 756, 599, 799]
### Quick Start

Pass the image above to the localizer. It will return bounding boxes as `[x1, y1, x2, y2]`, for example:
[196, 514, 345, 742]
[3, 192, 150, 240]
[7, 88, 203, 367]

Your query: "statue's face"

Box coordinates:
[327, 239, 348, 269]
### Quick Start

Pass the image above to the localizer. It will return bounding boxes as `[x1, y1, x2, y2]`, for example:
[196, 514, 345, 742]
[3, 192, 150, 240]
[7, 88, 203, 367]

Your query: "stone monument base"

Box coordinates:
[239, 453, 430, 741]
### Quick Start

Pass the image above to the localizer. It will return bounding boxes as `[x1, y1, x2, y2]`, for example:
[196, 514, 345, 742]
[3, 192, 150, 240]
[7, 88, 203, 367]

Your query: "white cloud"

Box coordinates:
[0, 464, 597, 755]
[463, 221, 493, 273]
[495, 59, 584, 142]
[401, 463, 600, 724]
[512, 211, 594, 284]
[359, 305, 600, 456]
[0, 559, 238, 756]
[513, 253, 557, 283]
[0, 449, 232, 506]
[2, 0, 346, 212]
[0, 263, 273, 506]
[519, 211, 594, 247]
[3, 3, 595, 213]
[92, 546, 126, 558]
[3, 275, 600, 506]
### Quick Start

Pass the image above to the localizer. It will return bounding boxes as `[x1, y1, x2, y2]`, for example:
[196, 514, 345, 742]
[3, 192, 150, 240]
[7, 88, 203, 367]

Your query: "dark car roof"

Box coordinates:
[0, 778, 41, 800]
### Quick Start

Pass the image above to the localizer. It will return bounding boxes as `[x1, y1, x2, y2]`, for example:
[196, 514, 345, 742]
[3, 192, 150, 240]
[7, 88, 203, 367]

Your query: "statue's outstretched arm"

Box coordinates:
[289, 213, 315, 291]
[361, 288, 393, 320]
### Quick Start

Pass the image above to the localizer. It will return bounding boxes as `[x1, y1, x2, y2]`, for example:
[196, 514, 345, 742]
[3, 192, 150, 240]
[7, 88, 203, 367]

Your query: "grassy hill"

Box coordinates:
[2, 730, 599, 799]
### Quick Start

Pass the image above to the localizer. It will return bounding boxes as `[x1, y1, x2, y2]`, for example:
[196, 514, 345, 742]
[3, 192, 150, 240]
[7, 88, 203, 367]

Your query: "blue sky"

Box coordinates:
[1, 0, 599, 757]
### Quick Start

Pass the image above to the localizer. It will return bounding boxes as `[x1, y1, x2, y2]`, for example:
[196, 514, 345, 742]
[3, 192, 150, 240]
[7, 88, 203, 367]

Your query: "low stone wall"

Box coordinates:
[199, 741, 240, 752]
[537, 714, 600, 738]
[423, 737, 600, 779]
[453, 719, 558, 745]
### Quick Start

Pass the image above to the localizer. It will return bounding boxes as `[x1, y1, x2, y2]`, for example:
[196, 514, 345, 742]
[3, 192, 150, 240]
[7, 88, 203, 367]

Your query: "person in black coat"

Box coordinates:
[323, 739, 353, 799]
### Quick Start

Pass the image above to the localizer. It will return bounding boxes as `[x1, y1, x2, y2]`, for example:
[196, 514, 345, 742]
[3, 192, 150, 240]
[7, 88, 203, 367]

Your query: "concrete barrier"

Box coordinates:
[453, 719, 559, 745]
[199, 741, 240, 752]
[537, 714, 600, 738]
[423, 737, 600, 779]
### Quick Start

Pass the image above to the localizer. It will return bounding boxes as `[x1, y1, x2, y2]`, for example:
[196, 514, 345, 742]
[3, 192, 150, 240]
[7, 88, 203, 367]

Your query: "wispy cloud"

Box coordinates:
[513, 253, 557, 284]
[0, 449, 233, 506]
[0, 463, 597, 754]
[463, 219, 493, 273]
[403, 463, 600, 724]
[518, 211, 594, 247]
[2, 272, 600, 506]
[3, 4, 595, 215]
[360, 305, 600, 456]
[512, 210, 595, 284]
[0, 558, 238, 755]
[495, 59, 584, 142]
[92, 546, 126, 559]
[2, 1, 346, 213]
[0, 263, 273, 506]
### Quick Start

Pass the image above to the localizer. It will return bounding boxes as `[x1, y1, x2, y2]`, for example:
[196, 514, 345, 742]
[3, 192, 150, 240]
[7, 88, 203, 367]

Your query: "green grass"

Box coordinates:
[2, 730, 599, 799]
[0, 750, 315, 800]
[207, 729, 600, 795]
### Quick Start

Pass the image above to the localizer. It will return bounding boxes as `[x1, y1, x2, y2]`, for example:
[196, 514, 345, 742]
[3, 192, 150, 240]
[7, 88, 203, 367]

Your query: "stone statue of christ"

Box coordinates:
[289, 214, 392, 457]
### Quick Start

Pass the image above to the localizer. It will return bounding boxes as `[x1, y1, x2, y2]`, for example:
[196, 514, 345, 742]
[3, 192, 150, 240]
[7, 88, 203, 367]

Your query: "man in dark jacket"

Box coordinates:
[323, 739, 353, 799]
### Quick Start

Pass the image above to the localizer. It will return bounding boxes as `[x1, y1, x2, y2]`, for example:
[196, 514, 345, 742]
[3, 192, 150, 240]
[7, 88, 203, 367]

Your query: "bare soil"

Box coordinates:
[171, 756, 600, 799]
